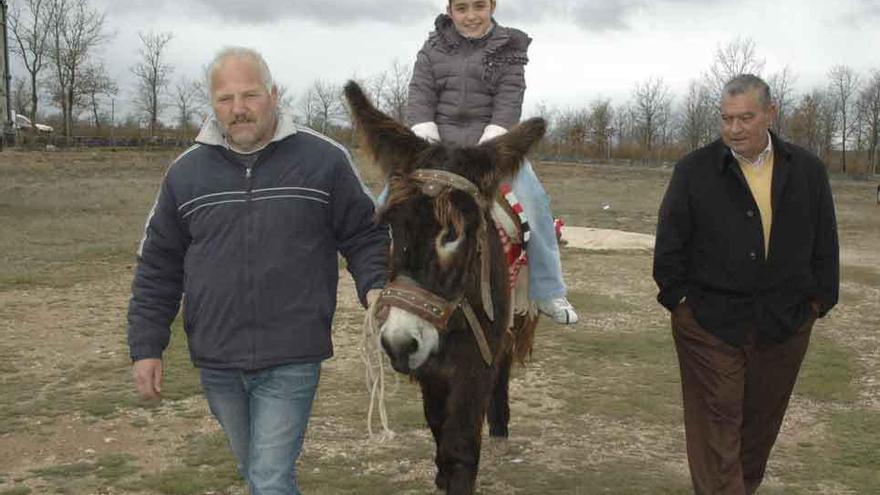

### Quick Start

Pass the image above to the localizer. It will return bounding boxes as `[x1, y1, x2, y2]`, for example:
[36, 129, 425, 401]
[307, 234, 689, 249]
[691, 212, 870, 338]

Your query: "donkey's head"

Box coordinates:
[344, 81, 545, 373]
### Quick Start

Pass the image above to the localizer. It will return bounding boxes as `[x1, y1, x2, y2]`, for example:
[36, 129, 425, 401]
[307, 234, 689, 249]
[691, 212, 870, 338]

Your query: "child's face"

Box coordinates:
[447, 0, 495, 38]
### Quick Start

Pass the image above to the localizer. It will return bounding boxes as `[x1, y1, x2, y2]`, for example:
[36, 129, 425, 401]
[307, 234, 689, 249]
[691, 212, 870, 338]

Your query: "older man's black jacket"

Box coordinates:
[653, 132, 839, 346]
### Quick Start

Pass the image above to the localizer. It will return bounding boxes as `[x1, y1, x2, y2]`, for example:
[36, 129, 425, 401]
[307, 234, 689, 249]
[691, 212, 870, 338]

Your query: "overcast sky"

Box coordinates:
[22, 0, 880, 121]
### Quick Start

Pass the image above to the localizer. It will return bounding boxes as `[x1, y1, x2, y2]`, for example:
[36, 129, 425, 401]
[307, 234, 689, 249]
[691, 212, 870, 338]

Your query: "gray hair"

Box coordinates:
[207, 46, 274, 96]
[722, 74, 772, 108]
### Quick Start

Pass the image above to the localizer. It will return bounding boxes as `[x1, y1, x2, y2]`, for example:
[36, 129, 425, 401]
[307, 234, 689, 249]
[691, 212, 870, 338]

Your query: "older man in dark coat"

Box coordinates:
[653, 74, 839, 495]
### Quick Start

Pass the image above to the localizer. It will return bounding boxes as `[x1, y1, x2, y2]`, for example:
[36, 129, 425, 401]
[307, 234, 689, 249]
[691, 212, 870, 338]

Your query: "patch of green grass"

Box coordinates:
[0, 487, 32, 495]
[140, 469, 240, 495]
[539, 322, 682, 425]
[129, 417, 149, 428]
[566, 290, 637, 315]
[95, 454, 138, 481]
[795, 334, 857, 402]
[31, 462, 94, 480]
[180, 431, 237, 468]
[783, 409, 880, 493]
[482, 459, 692, 494]
[828, 410, 880, 490]
[0, 319, 200, 435]
[28, 453, 139, 489]
[157, 319, 203, 402]
[300, 459, 426, 494]
[140, 431, 241, 495]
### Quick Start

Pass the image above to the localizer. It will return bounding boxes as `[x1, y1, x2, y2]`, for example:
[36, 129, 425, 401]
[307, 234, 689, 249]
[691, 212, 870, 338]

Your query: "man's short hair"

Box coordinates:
[207, 46, 274, 96]
[722, 74, 772, 108]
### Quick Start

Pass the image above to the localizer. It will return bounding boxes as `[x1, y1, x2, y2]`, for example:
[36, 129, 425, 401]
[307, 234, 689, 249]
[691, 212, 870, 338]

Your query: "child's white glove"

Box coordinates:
[411, 122, 441, 143]
[478, 124, 508, 144]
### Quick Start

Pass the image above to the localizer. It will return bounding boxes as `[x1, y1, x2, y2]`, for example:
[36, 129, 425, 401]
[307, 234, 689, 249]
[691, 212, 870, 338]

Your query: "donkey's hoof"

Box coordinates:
[489, 425, 509, 438]
[434, 471, 448, 490]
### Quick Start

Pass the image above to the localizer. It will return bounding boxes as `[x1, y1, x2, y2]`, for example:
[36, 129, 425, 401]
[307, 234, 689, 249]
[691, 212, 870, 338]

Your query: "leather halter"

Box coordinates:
[377, 169, 495, 366]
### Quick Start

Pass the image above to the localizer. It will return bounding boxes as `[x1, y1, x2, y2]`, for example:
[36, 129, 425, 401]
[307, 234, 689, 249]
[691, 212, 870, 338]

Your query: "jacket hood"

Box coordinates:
[194, 112, 299, 151]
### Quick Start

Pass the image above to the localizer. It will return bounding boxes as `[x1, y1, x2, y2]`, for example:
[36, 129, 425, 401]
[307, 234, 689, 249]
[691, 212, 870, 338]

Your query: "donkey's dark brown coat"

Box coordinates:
[345, 81, 543, 495]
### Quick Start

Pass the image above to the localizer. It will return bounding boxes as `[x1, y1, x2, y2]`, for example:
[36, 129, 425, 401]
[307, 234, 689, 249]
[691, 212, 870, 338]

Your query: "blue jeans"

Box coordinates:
[200, 362, 321, 495]
[377, 159, 566, 301]
[511, 159, 567, 301]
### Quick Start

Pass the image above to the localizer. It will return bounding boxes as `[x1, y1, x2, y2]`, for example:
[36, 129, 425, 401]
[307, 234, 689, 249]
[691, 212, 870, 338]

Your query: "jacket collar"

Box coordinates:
[716, 130, 793, 173]
[716, 130, 795, 213]
[195, 112, 298, 152]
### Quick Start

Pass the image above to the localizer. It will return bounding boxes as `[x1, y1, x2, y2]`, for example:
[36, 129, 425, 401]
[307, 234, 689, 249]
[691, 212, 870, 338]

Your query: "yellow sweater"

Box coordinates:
[738, 154, 774, 257]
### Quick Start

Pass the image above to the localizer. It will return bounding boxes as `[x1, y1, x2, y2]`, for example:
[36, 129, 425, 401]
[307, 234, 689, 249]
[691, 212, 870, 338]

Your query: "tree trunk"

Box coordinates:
[841, 114, 847, 174]
[29, 78, 38, 121]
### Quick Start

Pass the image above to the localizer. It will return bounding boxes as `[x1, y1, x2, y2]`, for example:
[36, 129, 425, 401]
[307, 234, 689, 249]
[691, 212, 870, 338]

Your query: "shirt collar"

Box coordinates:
[731, 131, 773, 168]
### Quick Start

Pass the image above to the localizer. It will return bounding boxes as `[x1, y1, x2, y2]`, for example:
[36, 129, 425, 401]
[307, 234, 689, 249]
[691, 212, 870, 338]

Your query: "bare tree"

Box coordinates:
[297, 86, 315, 128]
[382, 59, 411, 123]
[304, 79, 344, 134]
[632, 76, 672, 159]
[680, 80, 715, 151]
[613, 102, 637, 148]
[789, 89, 836, 160]
[553, 107, 590, 157]
[131, 31, 174, 137]
[275, 84, 296, 118]
[705, 37, 765, 101]
[530, 101, 559, 156]
[861, 70, 880, 175]
[46, 0, 108, 138]
[589, 98, 613, 159]
[768, 66, 796, 137]
[9, 0, 52, 122]
[367, 70, 388, 113]
[80, 61, 117, 129]
[172, 76, 202, 134]
[10, 76, 30, 116]
[827, 64, 861, 173]
[189, 64, 212, 122]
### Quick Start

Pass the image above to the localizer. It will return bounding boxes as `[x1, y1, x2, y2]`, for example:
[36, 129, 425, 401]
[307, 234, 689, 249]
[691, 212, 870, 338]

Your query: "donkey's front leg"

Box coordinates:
[420, 380, 449, 490]
[440, 371, 493, 495]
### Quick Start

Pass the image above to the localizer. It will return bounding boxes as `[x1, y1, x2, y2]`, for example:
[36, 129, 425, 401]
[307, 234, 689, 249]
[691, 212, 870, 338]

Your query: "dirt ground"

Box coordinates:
[0, 150, 878, 494]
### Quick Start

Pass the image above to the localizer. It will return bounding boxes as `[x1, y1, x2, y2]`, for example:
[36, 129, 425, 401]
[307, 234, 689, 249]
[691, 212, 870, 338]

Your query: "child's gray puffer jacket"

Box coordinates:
[405, 14, 531, 147]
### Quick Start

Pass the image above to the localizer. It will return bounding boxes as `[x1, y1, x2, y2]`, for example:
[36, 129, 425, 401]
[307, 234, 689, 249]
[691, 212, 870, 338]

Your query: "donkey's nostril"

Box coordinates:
[406, 338, 419, 355]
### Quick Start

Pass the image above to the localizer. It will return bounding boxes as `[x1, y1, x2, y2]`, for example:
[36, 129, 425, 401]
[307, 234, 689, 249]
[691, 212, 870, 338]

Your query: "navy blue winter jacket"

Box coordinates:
[127, 116, 389, 370]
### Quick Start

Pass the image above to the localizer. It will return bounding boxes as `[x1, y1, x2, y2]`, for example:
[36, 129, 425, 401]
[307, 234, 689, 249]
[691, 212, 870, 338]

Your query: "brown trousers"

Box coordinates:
[672, 304, 815, 495]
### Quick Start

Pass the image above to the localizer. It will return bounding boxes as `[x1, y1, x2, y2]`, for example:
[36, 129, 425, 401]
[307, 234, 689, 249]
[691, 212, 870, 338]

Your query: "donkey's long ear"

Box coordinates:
[344, 81, 429, 177]
[477, 118, 546, 191]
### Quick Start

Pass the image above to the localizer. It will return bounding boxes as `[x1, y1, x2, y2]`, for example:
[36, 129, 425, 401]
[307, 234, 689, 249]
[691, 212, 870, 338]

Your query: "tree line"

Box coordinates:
[536, 38, 879, 176]
[8, 0, 879, 175]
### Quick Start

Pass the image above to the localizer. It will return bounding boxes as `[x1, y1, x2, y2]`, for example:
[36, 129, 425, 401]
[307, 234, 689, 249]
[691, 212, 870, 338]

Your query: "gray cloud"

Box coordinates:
[500, 0, 643, 31]
[95, 0, 716, 31]
[834, 0, 880, 27]
[96, 0, 435, 25]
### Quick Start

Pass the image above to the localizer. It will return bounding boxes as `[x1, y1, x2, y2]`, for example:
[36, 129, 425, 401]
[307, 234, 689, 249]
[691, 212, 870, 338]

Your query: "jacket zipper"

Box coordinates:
[244, 164, 256, 369]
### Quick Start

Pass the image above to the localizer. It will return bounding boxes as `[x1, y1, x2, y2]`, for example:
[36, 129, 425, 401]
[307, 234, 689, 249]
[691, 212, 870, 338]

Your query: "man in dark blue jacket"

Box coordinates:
[127, 47, 388, 495]
[653, 75, 839, 495]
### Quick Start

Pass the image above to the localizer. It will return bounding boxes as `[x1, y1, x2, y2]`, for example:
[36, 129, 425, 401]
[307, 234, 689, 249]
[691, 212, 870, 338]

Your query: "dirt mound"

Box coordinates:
[561, 226, 655, 251]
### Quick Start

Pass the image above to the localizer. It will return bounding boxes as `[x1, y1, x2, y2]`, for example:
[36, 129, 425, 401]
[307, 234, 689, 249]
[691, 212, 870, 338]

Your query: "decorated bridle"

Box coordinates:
[376, 169, 498, 366]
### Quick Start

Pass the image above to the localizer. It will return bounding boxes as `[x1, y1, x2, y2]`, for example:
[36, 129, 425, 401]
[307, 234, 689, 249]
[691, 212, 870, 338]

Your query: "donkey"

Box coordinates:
[344, 81, 543, 494]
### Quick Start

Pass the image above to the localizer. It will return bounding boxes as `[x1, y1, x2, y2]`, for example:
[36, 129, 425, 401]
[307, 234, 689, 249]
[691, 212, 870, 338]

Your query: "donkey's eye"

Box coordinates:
[442, 227, 458, 244]
[435, 225, 463, 264]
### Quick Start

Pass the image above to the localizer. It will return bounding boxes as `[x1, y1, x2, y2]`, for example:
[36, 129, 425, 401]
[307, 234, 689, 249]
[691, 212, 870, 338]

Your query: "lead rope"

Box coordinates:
[362, 296, 395, 441]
